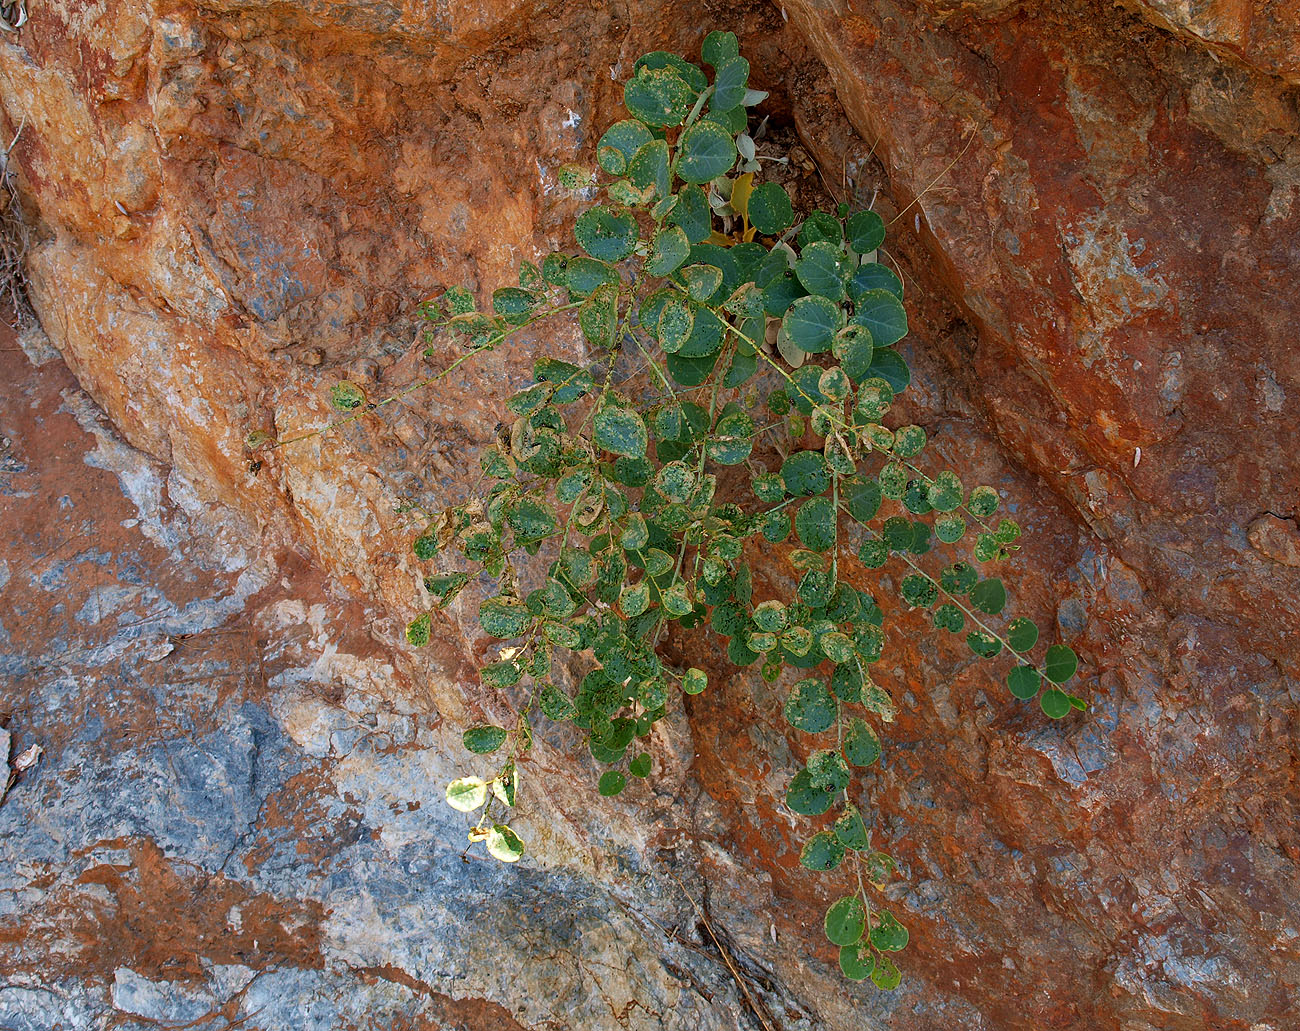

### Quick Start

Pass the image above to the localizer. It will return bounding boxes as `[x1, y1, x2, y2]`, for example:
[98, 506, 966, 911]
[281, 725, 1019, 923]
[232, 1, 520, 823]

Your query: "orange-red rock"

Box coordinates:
[1, 1, 1297, 1028]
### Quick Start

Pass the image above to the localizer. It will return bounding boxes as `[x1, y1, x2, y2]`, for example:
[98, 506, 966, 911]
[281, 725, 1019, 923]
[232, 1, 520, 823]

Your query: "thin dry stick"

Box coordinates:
[888, 126, 981, 228]
[1, 116, 30, 320]
[672, 875, 778, 1031]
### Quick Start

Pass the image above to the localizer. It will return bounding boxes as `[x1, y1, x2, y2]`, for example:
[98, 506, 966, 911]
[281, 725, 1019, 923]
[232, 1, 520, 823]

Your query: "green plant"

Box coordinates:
[267, 33, 1085, 990]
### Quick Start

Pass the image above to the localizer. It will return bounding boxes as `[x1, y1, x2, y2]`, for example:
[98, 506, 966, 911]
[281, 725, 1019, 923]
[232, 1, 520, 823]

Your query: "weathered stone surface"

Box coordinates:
[0, 1, 1298, 1029]
[1248, 512, 1300, 566]
[0, 335, 797, 1031]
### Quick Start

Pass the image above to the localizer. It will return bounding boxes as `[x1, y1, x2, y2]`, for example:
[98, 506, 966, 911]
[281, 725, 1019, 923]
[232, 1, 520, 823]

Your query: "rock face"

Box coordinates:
[1, 2, 1297, 1029]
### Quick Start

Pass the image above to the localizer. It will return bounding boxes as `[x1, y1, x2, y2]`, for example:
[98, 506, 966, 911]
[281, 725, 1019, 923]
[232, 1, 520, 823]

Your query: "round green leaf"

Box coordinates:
[876, 462, 904, 500]
[867, 347, 911, 393]
[648, 226, 691, 277]
[786, 768, 836, 815]
[795, 496, 837, 552]
[748, 630, 778, 653]
[594, 404, 648, 459]
[413, 532, 439, 562]
[967, 631, 1003, 658]
[854, 375, 894, 422]
[940, 561, 978, 594]
[795, 242, 846, 301]
[667, 183, 713, 243]
[797, 568, 833, 608]
[935, 513, 966, 543]
[847, 210, 886, 253]
[833, 804, 869, 850]
[425, 573, 469, 606]
[657, 295, 695, 353]
[676, 304, 724, 357]
[835, 324, 875, 382]
[480, 660, 522, 689]
[752, 600, 789, 633]
[598, 119, 653, 175]
[844, 717, 882, 767]
[858, 538, 888, 568]
[1007, 665, 1041, 700]
[619, 513, 650, 551]
[575, 207, 639, 263]
[839, 942, 876, 981]
[799, 830, 845, 871]
[1044, 644, 1079, 683]
[762, 272, 806, 317]
[563, 257, 618, 298]
[932, 604, 965, 633]
[463, 725, 507, 754]
[661, 579, 694, 617]
[761, 510, 791, 542]
[492, 287, 539, 324]
[843, 478, 882, 524]
[479, 596, 528, 639]
[784, 295, 841, 353]
[785, 678, 837, 734]
[970, 578, 1007, 615]
[712, 55, 750, 110]
[1040, 688, 1071, 719]
[446, 776, 487, 812]
[539, 684, 578, 720]
[900, 573, 939, 610]
[813, 748, 855, 790]
[748, 182, 794, 235]
[665, 350, 718, 386]
[967, 485, 1000, 519]
[655, 460, 695, 502]
[825, 896, 867, 946]
[627, 139, 670, 202]
[864, 850, 896, 888]
[624, 67, 694, 127]
[683, 668, 708, 695]
[850, 261, 903, 300]
[853, 288, 908, 346]
[902, 478, 932, 513]
[752, 472, 786, 504]
[681, 263, 724, 301]
[676, 121, 736, 183]
[893, 424, 926, 458]
[620, 580, 651, 618]
[782, 450, 831, 496]
[1007, 617, 1039, 653]
[820, 631, 855, 664]
[598, 770, 628, 796]
[870, 910, 909, 952]
[974, 532, 1003, 562]
[635, 51, 707, 90]
[702, 30, 739, 68]
[508, 498, 558, 543]
[798, 210, 841, 247]
[927, 470, 964, 512]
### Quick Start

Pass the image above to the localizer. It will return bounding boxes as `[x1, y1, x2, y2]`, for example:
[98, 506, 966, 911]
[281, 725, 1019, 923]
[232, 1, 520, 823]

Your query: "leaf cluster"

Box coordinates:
[383, 32, 1084, 990]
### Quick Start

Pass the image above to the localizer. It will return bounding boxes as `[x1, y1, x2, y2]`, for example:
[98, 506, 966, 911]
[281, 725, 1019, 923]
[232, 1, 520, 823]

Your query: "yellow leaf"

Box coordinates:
[731, 172, 754, 224]
[707, 230, 734, 247]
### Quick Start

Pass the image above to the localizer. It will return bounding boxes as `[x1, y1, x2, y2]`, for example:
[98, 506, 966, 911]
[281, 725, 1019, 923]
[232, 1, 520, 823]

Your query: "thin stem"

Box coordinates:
[842, 498, 1045, 677]
[271, 301, 582, 450]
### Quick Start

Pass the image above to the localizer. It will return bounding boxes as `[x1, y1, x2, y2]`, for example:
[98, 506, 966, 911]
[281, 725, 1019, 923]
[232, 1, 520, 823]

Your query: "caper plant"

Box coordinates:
[277, 33, 1085, 991]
